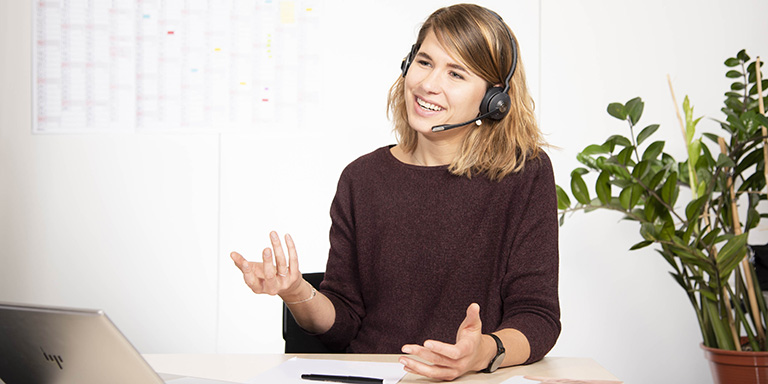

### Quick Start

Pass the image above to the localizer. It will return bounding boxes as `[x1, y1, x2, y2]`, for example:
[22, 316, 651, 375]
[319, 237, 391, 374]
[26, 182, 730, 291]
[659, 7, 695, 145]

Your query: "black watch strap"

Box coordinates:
[480, 333, 506, 373]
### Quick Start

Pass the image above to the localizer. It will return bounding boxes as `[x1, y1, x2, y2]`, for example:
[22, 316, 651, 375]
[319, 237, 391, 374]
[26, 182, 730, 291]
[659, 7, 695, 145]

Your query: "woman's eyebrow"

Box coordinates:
[415, 51, 470, 75]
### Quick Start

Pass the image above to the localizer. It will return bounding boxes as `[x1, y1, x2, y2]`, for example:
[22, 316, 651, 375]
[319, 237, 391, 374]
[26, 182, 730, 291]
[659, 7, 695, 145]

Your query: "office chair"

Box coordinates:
[282, 272, 336, 353]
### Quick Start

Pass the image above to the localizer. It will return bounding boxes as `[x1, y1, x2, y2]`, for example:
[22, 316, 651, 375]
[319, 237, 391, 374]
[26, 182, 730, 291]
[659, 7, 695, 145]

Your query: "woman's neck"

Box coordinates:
[411, 128, 468, 166]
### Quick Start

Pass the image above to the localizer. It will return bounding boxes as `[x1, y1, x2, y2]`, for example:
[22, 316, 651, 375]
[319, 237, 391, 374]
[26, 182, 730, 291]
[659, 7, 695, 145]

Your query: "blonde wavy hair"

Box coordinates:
[387, 4, 545, 181]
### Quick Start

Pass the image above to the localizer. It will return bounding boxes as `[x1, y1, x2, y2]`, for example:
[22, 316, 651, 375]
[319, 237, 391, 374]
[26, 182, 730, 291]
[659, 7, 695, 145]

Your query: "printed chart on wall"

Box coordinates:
[33, 0, 322, 133]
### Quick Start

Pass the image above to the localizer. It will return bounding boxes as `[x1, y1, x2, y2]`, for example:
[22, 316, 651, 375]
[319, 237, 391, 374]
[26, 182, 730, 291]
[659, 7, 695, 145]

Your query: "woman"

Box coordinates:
[230, 4, 560, 381]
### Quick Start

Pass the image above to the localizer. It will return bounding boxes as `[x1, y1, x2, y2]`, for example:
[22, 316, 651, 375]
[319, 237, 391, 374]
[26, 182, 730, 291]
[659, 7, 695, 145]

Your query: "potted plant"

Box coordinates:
[555, 50, 768, 384]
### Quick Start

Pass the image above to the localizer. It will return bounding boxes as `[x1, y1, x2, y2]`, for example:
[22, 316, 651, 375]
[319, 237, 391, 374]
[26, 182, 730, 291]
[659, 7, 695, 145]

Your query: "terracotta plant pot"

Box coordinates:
[701, 342, 768, 384]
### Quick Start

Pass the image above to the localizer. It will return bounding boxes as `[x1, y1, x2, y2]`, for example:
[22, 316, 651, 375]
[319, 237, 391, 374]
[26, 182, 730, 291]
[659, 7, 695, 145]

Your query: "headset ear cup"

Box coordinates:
[401, 44, 418, 78]
[480, 87, 511, 120]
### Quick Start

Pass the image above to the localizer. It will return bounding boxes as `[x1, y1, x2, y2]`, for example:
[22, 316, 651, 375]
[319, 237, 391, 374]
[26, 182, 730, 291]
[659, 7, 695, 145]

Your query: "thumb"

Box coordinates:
[457, 303, 483, 338]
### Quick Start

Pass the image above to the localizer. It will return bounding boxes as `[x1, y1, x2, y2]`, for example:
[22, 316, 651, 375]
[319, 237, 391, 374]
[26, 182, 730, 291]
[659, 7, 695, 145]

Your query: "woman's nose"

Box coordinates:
[419, 69, 443, 94]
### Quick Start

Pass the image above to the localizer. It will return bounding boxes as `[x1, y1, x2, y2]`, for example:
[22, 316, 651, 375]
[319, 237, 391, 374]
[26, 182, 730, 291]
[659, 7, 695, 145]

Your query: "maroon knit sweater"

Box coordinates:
[316, 146, 560, 364]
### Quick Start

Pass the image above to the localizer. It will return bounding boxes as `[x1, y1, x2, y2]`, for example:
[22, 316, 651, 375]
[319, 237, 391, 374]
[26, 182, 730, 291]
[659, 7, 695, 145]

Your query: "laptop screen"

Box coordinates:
[0, 302, 164, 384]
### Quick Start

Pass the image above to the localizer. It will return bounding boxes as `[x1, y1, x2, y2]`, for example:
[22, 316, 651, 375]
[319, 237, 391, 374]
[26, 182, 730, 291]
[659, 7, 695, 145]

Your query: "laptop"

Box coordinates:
[0, 302, 239, 384]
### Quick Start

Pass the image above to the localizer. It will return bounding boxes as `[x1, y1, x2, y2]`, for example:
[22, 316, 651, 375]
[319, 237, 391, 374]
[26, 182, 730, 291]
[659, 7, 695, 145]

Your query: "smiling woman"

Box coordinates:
[230, 4, 560, 382]
[402, 30, 489, 136]
[387, 4, 542, 179]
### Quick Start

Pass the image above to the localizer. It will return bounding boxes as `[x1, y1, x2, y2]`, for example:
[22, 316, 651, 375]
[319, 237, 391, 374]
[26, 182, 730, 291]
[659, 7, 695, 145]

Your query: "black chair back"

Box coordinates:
[282, 272, 336, 353]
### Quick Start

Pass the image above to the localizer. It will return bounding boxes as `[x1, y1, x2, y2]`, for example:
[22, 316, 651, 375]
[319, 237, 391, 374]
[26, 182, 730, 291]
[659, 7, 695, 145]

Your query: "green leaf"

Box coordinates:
[607, 103, 627, 120]
[735, 149, 763, 178]
[630, 240, 653, 250]
[596, 171, 611, 204]
[642, 141, 665, 161]
[626, 97, 644, 125]
[725, 70, 742, 78]
[658, 214, 675, 240]
[683, 96, 699, 144]
[581, 144, 611, 156]
[702, 228, 722, 248]
[688, 139, 701, 174]
[747, 61, 758, 73]
[696, 180, 707, 198]
[715, 153, 735, 168]
[699, 289, 719, 302]
[616, 146, 635, 166]
[724, 57, 741, 67]
[576, 153, 599, 170]
[716, 233, 748, 276]
[717, 233, 747, 261]
[731, 82, 746, 91]
[645, 196, 658, 222]
[661, 172, 678, 204]
[630, 184, 644, 210]
[619, 186, 631, 210]
[749, 80, 768, 96]
[746, 194, 761, 231]
[685, 195, 708, 222]
[555, 185, 571, 210]
[640, 222, 657, 241]
[636, 124, 660, 145]
[570, 172, 591, 205]
[632, 160, 651, 180]
[572, 167, 589, 176]
[605, 135, 633, 148]
[737, 49, 750, 62]
[647, 168, 667, 190]
[702, 133, 721, 144]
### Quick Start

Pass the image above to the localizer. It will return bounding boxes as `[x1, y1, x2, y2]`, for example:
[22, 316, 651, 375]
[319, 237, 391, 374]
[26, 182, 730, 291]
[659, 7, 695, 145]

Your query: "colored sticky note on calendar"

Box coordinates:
[280, 1, 295, 24]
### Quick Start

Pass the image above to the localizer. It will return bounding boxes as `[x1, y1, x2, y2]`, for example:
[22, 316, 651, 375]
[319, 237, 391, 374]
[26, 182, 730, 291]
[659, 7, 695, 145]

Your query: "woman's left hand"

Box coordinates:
[399, 303, 494, 381]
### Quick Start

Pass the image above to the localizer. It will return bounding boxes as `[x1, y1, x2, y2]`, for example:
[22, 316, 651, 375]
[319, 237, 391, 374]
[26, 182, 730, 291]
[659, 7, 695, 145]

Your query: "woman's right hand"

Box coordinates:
[230, 231, 304, 298]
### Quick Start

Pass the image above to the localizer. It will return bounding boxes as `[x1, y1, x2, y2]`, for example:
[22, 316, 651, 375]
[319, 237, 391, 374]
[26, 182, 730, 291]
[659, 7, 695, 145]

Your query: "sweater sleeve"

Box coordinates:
[498, 154, 561, 364]
[314, 167, 366, 351]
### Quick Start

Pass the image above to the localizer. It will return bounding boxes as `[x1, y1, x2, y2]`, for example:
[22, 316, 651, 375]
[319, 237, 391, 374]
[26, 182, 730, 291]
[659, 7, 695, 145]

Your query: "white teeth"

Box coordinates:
[417, 97, 443, 111]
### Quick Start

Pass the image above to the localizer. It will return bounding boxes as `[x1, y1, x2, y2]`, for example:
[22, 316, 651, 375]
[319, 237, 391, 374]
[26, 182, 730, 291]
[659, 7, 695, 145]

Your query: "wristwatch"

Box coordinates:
[480, 333, 506, 373]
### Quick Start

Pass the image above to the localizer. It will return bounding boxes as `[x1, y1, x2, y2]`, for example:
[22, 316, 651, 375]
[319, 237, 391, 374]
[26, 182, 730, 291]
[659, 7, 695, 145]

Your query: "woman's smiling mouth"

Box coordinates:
[416, 97, 444, 112]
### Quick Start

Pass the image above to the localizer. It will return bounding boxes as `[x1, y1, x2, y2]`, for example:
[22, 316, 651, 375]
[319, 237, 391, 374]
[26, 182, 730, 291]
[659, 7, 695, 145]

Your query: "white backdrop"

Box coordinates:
[2, 1, 768, 383]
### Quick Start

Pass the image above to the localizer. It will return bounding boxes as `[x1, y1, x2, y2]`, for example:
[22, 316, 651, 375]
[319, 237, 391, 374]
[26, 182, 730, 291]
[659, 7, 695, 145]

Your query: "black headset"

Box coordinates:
[400, 8, 518, 132]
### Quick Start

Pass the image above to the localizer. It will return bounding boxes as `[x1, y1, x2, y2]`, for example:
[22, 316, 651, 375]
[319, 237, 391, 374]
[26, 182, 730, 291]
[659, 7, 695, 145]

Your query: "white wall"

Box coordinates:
[1, 1, 767, 383]
[543, 2, 768, 383]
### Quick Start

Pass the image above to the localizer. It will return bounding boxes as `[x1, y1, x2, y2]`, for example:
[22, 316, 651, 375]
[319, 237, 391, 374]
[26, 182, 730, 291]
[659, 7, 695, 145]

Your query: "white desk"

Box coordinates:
[144, 354, 622, 383]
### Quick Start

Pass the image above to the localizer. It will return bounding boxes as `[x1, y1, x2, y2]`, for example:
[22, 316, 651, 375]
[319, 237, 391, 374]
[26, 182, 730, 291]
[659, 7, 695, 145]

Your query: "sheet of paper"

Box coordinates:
[245, 357, 407, 384]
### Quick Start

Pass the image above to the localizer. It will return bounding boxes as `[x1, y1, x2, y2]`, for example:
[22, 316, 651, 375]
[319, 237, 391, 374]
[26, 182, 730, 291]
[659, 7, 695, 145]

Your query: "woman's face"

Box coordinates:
[404, 30, 488, 136]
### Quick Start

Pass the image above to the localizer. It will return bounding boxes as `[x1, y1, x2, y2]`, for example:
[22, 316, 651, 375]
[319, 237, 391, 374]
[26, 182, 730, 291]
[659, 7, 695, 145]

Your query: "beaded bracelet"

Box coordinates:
[284, 281, 317, 305]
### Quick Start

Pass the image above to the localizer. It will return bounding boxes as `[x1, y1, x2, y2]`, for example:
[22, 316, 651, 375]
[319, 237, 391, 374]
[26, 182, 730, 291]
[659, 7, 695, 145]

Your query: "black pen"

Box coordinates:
[301, 373, 384, 384]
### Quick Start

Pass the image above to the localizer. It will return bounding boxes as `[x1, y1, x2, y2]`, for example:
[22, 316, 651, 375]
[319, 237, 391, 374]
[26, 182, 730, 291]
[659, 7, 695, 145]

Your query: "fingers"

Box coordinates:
[230, 231, 300, 296]
[262, 247, 280, 294]
[424, 339, 466, 360]
[399, 303, 486, 381]
[230, 252, 249, 272]
[284, 233, 301, 278]
[230, 251, 266, 293]
[269, 231, 290, 278]
[399, 350, 463, 381]
[231, 251, 265, 280]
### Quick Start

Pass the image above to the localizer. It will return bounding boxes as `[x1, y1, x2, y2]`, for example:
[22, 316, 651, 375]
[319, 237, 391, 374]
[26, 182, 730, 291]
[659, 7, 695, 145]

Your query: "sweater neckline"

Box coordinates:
[384, 145, 450, 171]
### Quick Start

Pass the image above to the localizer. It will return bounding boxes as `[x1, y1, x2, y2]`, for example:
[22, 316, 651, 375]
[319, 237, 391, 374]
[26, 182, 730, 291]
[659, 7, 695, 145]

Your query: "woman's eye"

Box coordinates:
[417, 60, 432, 67]
[449, 71, 465, 80]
